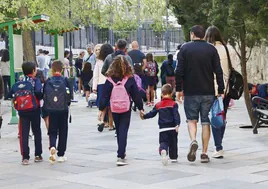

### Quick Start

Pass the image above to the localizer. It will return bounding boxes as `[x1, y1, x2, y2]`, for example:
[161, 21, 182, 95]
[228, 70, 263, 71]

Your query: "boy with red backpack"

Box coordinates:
[98, 55, 144, 166]
[9, 62, 43, 165]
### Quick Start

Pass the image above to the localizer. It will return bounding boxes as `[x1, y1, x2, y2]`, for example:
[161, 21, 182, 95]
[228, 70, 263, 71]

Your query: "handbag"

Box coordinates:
[210, 97, 226, 128]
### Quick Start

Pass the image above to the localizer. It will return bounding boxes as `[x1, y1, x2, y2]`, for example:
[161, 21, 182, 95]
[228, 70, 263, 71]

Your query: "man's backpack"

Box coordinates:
[43, 77, 71, 112]
[145, 61, 156, 77]
[166, 62, 175, 76]
[107, 77, 130, 113]
[12, 78, 39, 112]
[224, 45, 244, 100]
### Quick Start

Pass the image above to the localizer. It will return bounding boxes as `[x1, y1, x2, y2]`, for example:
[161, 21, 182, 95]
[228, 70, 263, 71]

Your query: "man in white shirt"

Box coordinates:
[83, 43, 96, 71]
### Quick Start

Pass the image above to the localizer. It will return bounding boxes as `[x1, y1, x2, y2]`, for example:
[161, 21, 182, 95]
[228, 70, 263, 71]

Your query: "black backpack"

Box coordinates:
[224, 45, 244, 100]
[166, 62, 175, 76]
[43, 77, 71, 112]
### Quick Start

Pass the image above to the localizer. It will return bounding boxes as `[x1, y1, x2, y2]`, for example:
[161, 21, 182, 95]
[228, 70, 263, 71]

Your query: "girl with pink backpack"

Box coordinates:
[98, 55, 144, 166]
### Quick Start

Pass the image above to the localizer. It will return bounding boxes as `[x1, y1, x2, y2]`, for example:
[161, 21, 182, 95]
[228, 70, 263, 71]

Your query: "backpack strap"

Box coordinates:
[107, 77, 128, 86]
[107, 77, 116, 86]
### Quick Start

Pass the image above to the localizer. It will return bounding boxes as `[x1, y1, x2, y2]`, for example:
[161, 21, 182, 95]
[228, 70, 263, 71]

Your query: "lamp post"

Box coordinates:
[69, 0, 73, 65]
[165, 0, 170, 55]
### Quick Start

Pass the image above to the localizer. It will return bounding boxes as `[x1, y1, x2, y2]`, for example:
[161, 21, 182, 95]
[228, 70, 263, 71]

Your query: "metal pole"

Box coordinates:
[69, 0, 73, 66]
[54, 33, 58, 59]
[8, 24, 18, 125]
[165, 0, 170, 55]
[137, 0, 141, 48]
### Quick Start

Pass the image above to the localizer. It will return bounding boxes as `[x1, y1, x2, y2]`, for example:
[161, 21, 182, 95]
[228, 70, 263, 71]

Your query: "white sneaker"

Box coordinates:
[58, 156, 67, 162]
[212, 150, 224, 158]
[170, 159, 178, 163]
[116, 158, 128, 166]
[161, 150, 168, 166]
[49, 147, 56, 163]
[31, 135, 34, 141]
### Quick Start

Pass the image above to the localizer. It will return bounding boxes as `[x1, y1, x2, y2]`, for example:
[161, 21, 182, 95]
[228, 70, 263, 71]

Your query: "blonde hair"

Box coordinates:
[94, 44, 102, 59]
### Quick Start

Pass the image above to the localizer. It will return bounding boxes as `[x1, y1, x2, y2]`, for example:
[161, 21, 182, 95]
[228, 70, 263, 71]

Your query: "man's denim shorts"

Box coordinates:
[184, 95, 215, 125]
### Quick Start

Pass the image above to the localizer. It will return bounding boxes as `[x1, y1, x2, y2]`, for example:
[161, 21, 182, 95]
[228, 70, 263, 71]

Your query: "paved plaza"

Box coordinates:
[1, 93, 268, 189]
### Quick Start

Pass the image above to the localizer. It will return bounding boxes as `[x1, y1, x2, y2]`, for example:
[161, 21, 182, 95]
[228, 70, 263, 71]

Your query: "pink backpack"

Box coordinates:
[107, 77, 130, 113]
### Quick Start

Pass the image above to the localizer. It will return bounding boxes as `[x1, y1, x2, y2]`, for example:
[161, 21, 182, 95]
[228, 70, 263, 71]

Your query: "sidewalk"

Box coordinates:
[1, 95, 268, 189]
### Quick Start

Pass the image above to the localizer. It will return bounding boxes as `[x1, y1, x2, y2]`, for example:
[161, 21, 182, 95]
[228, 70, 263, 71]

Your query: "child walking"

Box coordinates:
[9, 62, 43, 165]
[43, 60, 73, 163]
[81, 63, 93, 103]
[141, 84, 180, 166]
[98, 55, 144, 166]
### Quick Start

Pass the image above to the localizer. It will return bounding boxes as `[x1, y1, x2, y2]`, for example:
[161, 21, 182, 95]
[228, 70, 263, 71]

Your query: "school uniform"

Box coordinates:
[44, 74, 72, 157]
[99, 76, 143, 159]
[143, 98, 180, 159]
[9, 76, 43, 160]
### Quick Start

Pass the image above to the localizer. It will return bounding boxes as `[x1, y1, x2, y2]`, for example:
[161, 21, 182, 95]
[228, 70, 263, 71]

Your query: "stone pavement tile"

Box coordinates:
[252, 170, 268, 177]
[42, 183, 107, 189]
[207, 179, 268, 189]
[225, 172, 268, 183]
[0, 179, 68, 189]
[150, 175, 224, 189]
[0, 173, 43, 187]
[44, 163, 101, 174]
[59, 176, 144, 189]
[109, 168, 197, 185]
[230, 163, 268, 174]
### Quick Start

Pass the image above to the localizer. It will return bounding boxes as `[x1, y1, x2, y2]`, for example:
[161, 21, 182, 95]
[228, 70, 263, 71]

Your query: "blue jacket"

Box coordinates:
[256, 84, 268, 99]
[143, 98, 180, 129]
[8, 76, 43, 116]
[99, 76, 143, 112]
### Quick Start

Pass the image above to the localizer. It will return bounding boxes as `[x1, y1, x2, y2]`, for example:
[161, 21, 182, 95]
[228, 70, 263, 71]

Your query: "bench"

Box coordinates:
[252, 96, 268, 134]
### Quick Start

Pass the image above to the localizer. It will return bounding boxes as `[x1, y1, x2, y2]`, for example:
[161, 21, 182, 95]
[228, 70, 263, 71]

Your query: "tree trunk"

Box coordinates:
[18, 7, 36, 63]
[240, 28, 256, 126]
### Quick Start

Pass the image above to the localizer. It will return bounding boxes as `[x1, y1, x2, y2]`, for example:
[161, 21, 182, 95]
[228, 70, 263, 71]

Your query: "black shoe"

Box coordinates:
[97, 123, 104, 132]
[0, 117, 2, 129]
[132, 106, 137, 112]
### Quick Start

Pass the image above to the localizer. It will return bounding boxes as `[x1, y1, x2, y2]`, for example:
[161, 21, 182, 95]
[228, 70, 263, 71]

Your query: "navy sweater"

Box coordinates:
[176, 40, 225, 95]
[143, 98, 180, 129]
[99, 76, 143, 112]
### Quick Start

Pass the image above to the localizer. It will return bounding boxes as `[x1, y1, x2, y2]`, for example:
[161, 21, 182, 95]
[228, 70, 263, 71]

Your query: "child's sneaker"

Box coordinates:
[22, 159, 29, 165]
[58, 156, 67, 163]
[49, 147, 56, 163]
[170, 159, 178, 163]
[116, 158, 128, 166]
[34, 156, 43, 162]
[161, 150, 168, 166]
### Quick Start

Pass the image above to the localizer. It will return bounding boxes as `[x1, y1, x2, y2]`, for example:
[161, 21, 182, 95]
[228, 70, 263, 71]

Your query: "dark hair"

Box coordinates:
[248, 83, 254, 91]
[52, 60, 63, 73]
[146, 53, 153, 62]
[190, 25, 205, 39]
[36, 70, 45, 83]
[22, 62, 36, 76]
[106, 55, 133, 79]
[44, 50, 49, 55]
[117, 39, 127, 50]
[167, 54, 173, 65]
[82, 63, 92, 74]
[161, 84, 173, 95]
[64, 50, 70, 58]
[99, 43, 114, 61]
[205, 26, 226, 45]
[38, 49, 43, 54]
[1, 49, 9, 62]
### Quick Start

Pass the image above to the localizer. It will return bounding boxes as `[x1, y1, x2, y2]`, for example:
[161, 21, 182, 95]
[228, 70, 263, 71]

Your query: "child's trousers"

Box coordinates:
[19, 110, 42, 160]
[48, 112, 68, 157]
[159, 130, 178, 159]
[112, 111, 131, 159]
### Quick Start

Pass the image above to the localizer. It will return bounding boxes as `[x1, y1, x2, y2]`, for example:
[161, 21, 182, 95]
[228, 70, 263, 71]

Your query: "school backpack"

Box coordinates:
[43, 77, 71, 112]
[224, 45, 244, 100]
[166, 62, 175, 76]
[107, 77, 130, 113]
[133, 74, 145, 92]
[145, 61, 156, 77]
[12, 78, 39, 112]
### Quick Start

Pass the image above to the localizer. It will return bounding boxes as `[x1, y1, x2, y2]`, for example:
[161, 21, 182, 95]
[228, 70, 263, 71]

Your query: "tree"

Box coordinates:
[170, 0, 268, 126]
